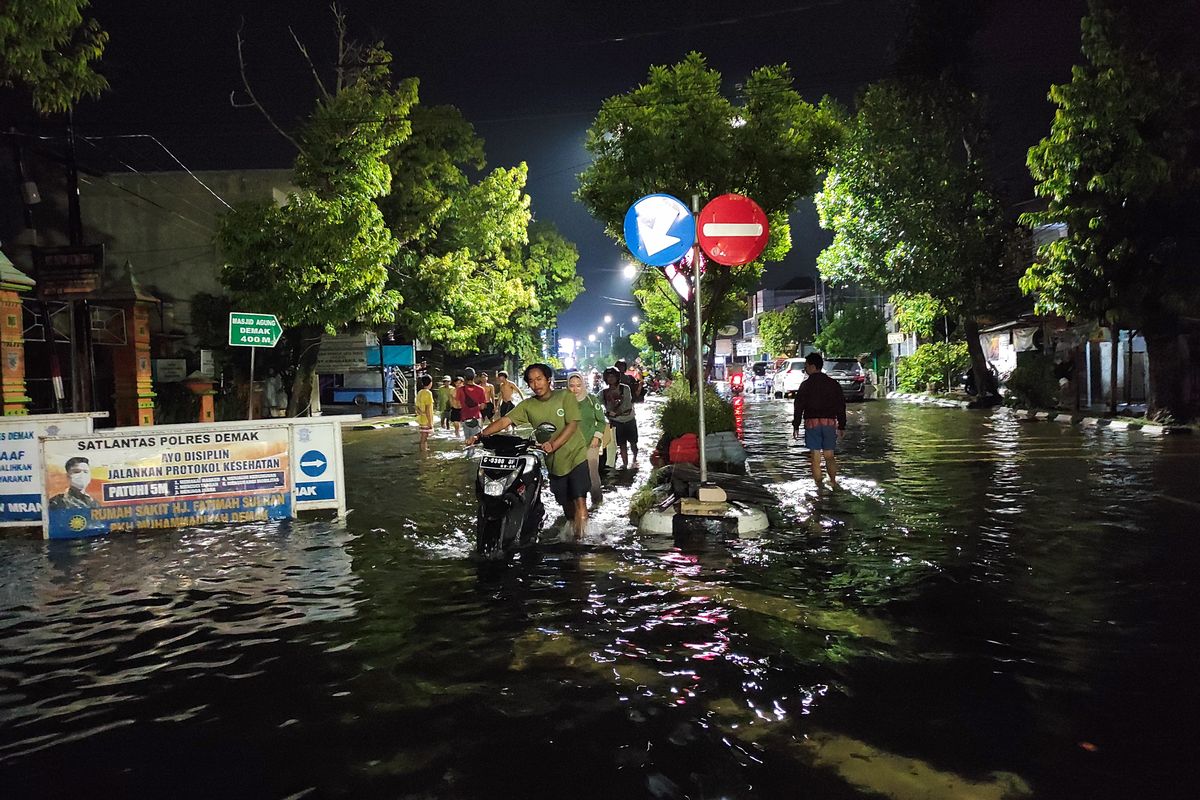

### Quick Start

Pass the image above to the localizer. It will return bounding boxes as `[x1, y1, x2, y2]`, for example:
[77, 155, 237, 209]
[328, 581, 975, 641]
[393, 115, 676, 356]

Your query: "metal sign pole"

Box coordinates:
[692, 194, 707, 485]
[248, 346, 256, 421]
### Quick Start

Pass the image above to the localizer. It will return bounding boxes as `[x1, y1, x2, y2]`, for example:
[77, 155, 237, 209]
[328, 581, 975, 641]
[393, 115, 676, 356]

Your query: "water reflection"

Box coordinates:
[1, 401, 1198, 798]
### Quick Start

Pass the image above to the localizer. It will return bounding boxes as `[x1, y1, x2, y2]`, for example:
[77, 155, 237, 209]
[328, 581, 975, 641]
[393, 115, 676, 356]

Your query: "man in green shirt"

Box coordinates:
[436, 376, 455, 429]
[468, 363, 590, 541]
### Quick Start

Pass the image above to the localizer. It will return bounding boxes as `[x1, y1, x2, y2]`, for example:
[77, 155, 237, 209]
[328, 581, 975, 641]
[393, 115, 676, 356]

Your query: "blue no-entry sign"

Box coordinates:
[623, 193, 695, 267]
[299, 450, 328, 478]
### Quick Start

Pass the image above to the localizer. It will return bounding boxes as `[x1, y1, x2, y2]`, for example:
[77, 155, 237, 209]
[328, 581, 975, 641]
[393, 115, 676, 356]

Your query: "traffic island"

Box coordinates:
[632, 462, 775, 536]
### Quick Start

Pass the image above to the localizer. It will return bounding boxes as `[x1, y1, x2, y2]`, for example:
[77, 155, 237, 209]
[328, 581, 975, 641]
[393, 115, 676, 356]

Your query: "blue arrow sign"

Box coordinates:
[299, 450, 328, 478]
[623, 194, 695, 267]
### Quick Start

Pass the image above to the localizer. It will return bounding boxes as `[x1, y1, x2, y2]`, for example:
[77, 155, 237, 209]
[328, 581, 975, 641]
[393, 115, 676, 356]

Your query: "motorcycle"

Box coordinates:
[473, 423, 554, 559]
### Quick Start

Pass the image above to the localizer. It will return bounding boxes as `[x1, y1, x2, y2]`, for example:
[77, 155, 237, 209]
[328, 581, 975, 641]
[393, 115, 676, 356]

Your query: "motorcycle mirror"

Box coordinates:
[533, 422, 557, 444]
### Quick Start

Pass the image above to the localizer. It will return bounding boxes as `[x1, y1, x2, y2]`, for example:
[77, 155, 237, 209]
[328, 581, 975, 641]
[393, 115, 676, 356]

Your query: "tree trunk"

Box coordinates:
[1145, 333, 1191, 422]
[287, 324, 324, 417]
[961, 316, 999, 398]
[1108, 324, 1120, 415]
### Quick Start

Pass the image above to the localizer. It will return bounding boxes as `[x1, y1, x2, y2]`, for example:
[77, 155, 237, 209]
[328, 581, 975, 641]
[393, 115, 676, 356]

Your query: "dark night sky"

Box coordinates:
[7, 0, 1090, 343]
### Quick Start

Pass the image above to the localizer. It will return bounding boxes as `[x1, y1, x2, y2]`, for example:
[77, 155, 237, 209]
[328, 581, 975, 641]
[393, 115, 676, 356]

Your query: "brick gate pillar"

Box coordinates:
[103, 260, 157, 426]
[0, 248, 35, 415]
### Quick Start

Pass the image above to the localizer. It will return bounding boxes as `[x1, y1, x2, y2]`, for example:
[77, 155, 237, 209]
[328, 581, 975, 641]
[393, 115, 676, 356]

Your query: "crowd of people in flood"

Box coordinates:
[413, 360, 648, 539]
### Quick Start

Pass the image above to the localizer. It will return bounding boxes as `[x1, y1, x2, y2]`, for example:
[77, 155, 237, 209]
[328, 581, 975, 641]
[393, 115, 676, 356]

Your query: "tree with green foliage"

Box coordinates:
[0, 0, 107, 113]
[1021, 0, 1200, 420]
[380, 106, 581, 358]
[890, 292, 951, 338]
[578, 52, 840, 388]
[757, 303, 816, 358]
[816, 80, 1019, 399]
[814, 304, 889, 367]
[218, 41, 412, 414]
[630, 272, 685, 362]
[486, 223, 583, 361]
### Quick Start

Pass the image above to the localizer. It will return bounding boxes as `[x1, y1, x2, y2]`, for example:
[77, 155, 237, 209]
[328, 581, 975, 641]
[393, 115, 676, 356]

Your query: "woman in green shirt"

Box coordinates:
[568, 372, 607, 504]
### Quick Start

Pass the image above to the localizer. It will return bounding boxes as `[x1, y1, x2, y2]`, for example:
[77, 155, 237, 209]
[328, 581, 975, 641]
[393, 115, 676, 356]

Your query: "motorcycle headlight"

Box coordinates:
[483, 478, 507, 497]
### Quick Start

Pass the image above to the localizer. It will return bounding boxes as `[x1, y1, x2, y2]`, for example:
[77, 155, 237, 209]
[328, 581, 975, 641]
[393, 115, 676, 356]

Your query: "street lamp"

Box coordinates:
[597, 325, 604, 334]
[587, 333, 596, 342]
[631, 314, 640, 324]
[604, 314, 612, 324]
[623, 263, 638, 280]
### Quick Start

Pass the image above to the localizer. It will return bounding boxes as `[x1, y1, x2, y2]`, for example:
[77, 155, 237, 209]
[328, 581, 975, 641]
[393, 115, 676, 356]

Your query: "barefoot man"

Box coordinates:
[496, 370, 524, 418]
[467, 364, 590, 541]
[791, 352, 846, 490]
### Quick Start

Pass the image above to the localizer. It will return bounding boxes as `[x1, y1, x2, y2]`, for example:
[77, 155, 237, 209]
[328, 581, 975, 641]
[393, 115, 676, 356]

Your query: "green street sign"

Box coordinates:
[228, 312, 282, 347]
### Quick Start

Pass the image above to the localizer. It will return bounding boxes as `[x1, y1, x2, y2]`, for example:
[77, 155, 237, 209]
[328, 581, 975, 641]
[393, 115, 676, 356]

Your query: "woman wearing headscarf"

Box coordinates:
[568, 372, 607, 504]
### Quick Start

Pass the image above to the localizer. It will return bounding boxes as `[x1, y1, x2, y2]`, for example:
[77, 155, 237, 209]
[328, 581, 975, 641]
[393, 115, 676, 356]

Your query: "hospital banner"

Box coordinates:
[40, 428, 291, 539]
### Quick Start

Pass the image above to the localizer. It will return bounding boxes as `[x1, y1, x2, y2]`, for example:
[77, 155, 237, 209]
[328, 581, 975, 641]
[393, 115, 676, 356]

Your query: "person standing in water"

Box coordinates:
[791, 352, 846, 490]
[568, 372, 607, 505]
[602, 367, 638, 469]
[415, 375, 435, 452]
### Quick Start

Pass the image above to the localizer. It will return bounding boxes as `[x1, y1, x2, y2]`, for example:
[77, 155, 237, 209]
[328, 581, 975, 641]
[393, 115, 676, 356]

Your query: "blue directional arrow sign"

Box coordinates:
[299, 450, 328, 478]
[623, 194, 696, 267]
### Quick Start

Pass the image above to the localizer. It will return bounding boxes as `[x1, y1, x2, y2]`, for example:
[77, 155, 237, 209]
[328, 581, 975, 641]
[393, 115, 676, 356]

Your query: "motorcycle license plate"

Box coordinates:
[481, 456, 521, 470]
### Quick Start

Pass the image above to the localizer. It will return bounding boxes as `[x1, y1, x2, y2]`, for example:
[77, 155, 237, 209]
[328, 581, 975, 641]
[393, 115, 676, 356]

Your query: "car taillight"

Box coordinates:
[854, 375, 865, 382]
[731, 375, 743, 386]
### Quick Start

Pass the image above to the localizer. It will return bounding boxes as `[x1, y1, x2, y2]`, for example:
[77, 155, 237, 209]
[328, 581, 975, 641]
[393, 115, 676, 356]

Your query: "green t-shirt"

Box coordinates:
[436, 385, 454, 409]
[574, 392, 607, 444]
[506, 389, 587, 476]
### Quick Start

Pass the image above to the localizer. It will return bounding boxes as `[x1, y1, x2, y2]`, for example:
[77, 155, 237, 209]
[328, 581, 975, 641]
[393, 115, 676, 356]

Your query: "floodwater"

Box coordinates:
[2, 398, 1199, 799]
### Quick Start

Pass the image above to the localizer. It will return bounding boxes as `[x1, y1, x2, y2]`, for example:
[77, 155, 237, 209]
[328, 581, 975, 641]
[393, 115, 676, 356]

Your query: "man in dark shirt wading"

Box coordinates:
[791, 352, 847, 490]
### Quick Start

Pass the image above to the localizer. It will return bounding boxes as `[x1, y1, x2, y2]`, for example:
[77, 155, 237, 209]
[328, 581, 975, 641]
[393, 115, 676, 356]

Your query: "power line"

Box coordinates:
[77, 174, 216, 237]
[79, 137, 227, 225]
[83, 134, 233, 209]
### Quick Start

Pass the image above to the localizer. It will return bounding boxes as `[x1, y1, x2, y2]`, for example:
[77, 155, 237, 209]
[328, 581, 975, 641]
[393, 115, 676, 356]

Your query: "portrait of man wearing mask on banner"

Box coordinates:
[48, 456, 100, 511]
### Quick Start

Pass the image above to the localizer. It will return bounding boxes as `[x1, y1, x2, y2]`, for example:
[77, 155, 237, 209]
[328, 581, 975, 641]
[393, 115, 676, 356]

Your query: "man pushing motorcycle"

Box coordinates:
[467, 363, 590, 542]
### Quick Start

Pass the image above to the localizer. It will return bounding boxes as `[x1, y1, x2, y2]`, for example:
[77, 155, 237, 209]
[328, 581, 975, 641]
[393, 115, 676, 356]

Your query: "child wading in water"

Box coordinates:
[415, 375, 435, 453]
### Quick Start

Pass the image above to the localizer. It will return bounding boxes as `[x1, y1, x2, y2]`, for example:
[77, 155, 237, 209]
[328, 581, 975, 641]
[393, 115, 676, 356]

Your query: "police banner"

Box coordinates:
[40, 428, 291, 539]
[0, 414, 106, 526]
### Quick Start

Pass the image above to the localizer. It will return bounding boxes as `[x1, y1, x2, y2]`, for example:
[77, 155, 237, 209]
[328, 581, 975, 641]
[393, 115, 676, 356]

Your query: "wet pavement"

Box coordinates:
[2, 397, 1199, 799]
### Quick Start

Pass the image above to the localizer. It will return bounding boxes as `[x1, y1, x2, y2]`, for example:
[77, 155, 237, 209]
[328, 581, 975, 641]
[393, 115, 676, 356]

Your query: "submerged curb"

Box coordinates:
[886, 392, 971, 409]
[1000, 407, 1191, 435]
[343, 416, 417, 431]
[887, 393, 1192, 434]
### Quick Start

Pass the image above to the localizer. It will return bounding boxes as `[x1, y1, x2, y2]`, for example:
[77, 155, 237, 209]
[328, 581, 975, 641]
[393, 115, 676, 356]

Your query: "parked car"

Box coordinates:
[773, 358, 809, 398]
[773, 357, 870, 400]
[825, 358, 869, 401]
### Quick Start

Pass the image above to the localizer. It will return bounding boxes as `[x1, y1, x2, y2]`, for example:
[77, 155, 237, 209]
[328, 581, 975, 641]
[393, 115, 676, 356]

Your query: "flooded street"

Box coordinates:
[3, 398, 1199, 799]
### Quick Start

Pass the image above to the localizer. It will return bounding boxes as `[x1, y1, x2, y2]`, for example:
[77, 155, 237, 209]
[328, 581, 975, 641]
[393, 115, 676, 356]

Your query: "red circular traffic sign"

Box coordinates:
[697, 193, 770, 266]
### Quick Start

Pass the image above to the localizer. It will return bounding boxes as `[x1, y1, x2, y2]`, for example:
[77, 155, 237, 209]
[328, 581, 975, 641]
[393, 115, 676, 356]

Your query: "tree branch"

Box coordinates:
[289, 26, 331, 100]
[235, 20, 307, 156]
[332, 3, 347, 93]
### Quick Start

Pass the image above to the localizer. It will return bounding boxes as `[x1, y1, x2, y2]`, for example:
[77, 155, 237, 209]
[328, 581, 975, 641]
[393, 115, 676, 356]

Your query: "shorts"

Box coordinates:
[549, 460, 590, 509]
[804, 424, 838, 452]
[449, 408, 462, 422]
[499, 400, 515, 417]
[419, 424, 434, 434]
[482, 402, 495, 418]
[614, 418, 638, 447]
